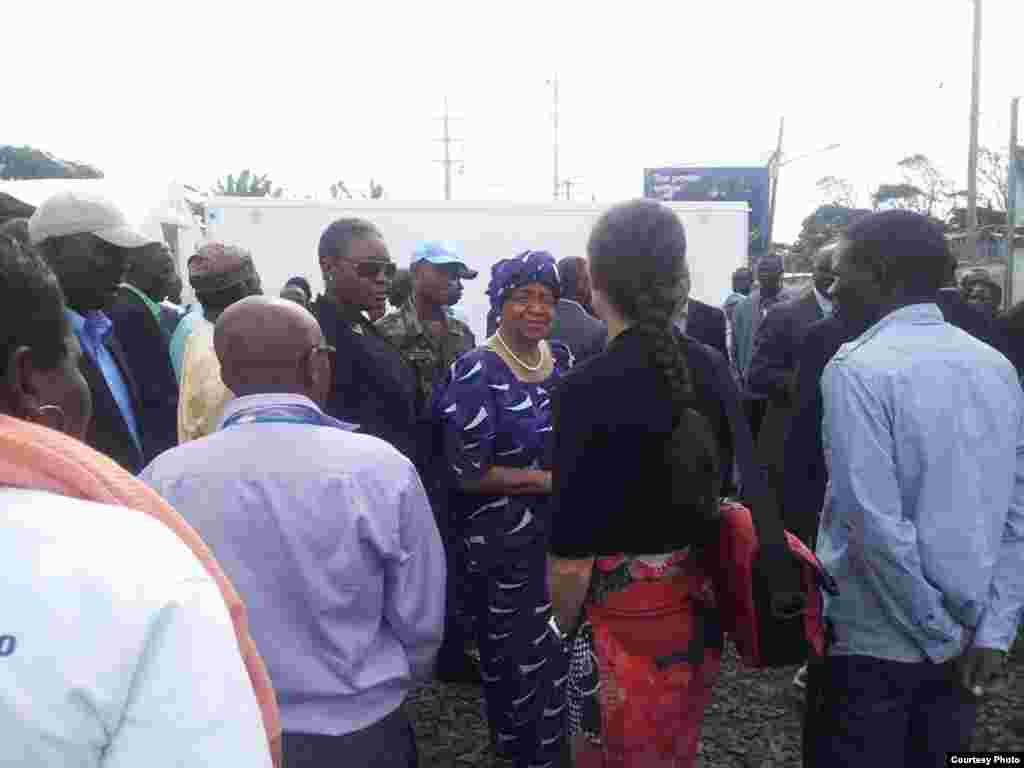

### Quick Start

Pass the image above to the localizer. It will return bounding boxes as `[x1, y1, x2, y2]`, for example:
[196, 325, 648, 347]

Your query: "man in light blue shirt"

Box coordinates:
[143, 296, 445, 768]
[808, 210, 1024, 767]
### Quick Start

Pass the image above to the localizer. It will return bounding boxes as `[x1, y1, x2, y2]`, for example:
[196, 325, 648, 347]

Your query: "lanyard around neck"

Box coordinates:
[221, 403, 326, 429]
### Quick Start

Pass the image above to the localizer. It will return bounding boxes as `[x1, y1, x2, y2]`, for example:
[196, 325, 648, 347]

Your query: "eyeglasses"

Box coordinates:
[344, 259, 397, 280]
[299, 343, 336, 371]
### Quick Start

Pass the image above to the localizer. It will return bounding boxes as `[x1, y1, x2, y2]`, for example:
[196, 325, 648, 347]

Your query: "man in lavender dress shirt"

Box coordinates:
[142, 296, 446, 768]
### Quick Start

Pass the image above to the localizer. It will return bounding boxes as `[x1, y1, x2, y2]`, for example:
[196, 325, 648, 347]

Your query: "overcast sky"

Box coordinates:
[7, 0, 1023, 242]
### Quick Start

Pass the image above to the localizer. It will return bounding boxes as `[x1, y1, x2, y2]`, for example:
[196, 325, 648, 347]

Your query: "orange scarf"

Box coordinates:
[0, 414, 281, 766]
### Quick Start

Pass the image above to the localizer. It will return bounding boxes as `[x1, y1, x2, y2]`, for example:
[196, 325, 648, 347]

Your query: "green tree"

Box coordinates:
[789, 204, 872, 272]
[215, 169, 283, 198]
[330, 178, 385, 200]
[872, 182, 926, 211]
[0, 145, 103, 180]
[816, 176, 858, 208]
[871, 154, 955, 217]
[976, 146, 1009, 211]
[897, 154, 955, 217]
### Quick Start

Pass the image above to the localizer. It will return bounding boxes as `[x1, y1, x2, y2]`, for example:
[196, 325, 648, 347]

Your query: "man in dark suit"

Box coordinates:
[549, 256, 607, 363]
[677, 297, 728, 360]
[29, 191, 155, 474]
[731, 254, 792, 443]
[747, 244, 837, 505]
[108, 242, 180, 461]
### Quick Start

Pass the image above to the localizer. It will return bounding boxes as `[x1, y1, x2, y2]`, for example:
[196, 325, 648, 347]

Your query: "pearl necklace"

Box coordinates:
[495, 331, 544, 372]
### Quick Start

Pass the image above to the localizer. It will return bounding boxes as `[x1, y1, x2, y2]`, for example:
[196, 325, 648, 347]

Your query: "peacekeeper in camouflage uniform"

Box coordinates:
[376, 240, 481, 684]
[377, 240, 477, 411]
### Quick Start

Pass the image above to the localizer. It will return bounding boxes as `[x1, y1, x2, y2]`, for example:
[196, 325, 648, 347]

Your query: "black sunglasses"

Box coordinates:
[346, 260, 397, 280]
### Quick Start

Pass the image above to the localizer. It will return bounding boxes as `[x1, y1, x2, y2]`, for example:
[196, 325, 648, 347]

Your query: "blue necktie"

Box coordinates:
[82, 312, 112, 351]
[81, 311, 113, 360]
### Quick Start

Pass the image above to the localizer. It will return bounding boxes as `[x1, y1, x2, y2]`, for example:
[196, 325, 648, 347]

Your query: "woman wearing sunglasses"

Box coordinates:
[313, 218, 420, 464]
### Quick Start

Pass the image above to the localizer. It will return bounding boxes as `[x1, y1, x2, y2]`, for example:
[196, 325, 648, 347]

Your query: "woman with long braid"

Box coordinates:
[548, 199, 738, 767]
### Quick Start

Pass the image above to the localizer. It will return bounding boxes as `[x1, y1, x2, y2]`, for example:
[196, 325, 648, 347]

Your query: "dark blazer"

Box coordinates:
[782, 292, 1010, 547]
[79, 333, 147, 474]
[313, 296, 420, 465]
[549, 327, 766, 557]
[935, 288, 1009, 356]
[685, 299, 729, 361]
[746, 290, 825, 402]
[548, 299, 607, 364]
[107, 286, 180, 462]
[781, 313, 862, 546]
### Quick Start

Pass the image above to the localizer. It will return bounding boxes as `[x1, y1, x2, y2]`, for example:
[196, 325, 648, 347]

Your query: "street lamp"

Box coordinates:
[1006, 96, 1020, 307]
[766, 142, 841, 250]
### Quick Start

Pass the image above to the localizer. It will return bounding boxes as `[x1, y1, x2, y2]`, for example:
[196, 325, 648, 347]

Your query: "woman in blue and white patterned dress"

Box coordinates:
[435, 251, 572, 768]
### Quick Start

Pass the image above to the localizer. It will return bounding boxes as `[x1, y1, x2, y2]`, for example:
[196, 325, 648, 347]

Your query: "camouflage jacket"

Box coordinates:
[376, 299, 476, 409]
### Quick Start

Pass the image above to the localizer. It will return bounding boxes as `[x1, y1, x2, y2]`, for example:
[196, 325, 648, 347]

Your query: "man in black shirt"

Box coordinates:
[312, 218, 420, 464]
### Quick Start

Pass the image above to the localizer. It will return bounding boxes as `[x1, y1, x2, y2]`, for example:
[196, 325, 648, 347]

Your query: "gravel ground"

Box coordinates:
[408, 638, 1023, 767]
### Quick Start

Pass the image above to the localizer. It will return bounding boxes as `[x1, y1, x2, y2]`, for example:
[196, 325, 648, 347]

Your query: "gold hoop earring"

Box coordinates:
[32, 404, 66, 434]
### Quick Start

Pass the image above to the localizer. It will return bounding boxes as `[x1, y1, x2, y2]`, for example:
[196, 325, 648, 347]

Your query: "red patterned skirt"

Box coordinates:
[567, 549, 723, 768]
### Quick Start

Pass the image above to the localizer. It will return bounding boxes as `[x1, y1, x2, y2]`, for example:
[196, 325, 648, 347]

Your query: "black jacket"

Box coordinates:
[550, 326, 764, 557]
[107, 286, 179, 462]
[548, 299, 607, 364]
[746, 290, 825, 403]
[313, 296, 420, 464]
[685, 298, 729, 362]
[79, 332, 147, 474]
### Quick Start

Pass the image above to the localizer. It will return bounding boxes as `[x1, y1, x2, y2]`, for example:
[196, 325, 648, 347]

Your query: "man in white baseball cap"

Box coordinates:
[29, 189, 157, 249]
[30, 190, 159, 473]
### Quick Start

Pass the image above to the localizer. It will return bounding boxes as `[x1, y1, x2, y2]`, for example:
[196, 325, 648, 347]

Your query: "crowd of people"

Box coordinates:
[0, 188, 1022, 768]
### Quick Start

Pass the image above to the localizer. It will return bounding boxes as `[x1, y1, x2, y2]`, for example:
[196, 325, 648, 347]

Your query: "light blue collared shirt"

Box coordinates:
[169, 303, 205, 383]
[819, 303, 1024, 662]
[141, 393, 446, 736]
[66, 308, 141, 451]
[812, 286, 833, 318]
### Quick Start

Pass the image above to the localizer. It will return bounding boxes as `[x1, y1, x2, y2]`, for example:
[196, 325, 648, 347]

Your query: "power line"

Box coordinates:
[435, 97, 463, 201]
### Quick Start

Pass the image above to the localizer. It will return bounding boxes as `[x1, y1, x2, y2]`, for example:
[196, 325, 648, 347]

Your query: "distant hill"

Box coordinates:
[0, 145, 103, 180]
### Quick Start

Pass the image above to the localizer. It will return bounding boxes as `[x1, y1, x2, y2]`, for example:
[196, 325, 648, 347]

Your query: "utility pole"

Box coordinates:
[549, 76, 560, 201]
[435, 97, 462, 201]
[766, 116, 785, 256]
[966, 0, 982, 260]
[1007, 96, 1020, 307]
[561, 177, 581, 201]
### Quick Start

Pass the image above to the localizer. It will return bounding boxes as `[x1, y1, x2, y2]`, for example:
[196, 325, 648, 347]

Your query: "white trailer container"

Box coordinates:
[203, 199, 749, 342]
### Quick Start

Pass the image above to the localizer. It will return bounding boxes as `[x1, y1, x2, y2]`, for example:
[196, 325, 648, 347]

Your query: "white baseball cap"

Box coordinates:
[28, 190, 157, 248]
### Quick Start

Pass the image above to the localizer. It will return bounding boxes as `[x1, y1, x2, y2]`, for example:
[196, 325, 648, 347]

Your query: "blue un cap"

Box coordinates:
[411, 240, 478, 279]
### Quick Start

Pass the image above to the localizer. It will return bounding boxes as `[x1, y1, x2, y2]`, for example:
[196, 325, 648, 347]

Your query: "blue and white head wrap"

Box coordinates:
[486, 250, 561, 313]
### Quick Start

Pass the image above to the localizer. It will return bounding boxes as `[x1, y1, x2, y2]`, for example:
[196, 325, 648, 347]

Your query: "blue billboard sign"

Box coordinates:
[644, 165, 771, 255]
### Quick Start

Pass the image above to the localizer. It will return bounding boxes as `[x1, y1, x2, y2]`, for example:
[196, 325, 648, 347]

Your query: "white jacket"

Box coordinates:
[0, 487, 271, 767]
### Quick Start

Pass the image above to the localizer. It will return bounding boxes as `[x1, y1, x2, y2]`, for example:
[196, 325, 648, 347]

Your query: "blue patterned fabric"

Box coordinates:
[486, 251, 561, 314]
[435, 344, 571, 768]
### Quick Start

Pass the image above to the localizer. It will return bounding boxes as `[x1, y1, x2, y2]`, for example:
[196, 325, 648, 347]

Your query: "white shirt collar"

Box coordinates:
[218, 393, 358, 432]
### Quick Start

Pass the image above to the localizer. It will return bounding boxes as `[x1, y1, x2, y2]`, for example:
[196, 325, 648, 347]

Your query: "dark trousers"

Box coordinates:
[283, 707, 418, 768]
[804, 654, 977, 768]
[743, 397, 768, 444]
[429, 489, 475, 676]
